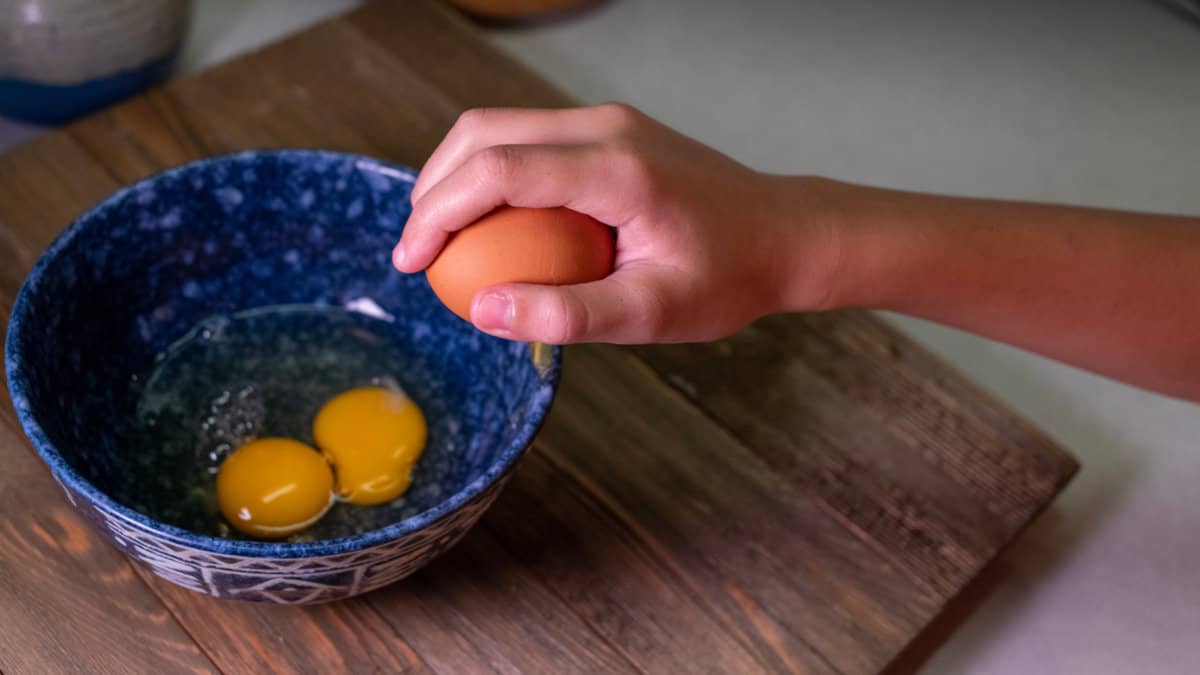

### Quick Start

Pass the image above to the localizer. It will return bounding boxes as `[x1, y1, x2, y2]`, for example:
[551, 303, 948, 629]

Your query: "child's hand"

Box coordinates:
[394, 103, 837, 344]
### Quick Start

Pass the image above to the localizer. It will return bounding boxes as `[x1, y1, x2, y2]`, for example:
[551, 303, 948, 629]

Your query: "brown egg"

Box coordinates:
[425, 206, 615, 322]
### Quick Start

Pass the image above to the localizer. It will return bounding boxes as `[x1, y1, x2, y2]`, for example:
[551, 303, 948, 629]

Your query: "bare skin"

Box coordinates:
[395, 103, 1200, 401]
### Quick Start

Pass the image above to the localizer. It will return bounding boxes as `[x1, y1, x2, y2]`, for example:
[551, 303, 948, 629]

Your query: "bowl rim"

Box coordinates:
[4, 148, 563, 559]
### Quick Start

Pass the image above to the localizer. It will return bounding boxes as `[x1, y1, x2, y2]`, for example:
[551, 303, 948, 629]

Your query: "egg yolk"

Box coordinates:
[215, 438, 334, 539]
[313, 386, 427, 505]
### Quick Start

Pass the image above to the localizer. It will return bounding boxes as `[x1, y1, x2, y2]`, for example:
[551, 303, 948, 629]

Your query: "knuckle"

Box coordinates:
[405, 201, 433, 233]
[545, 292, 589, 344]
[475, 145, 520, 184]
[608, 139, 655, 189]
[594, 102, 642, 131]
[454, 107, 489, 133]
[634, 287, 670, 339]
[611, 276, 670, 341]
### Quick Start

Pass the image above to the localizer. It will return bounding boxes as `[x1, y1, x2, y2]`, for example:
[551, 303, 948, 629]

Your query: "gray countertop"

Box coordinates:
[5, 1, 1200, 672]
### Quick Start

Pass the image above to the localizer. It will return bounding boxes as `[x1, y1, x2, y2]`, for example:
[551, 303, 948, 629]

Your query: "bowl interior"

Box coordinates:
[7, 150, 556, 549]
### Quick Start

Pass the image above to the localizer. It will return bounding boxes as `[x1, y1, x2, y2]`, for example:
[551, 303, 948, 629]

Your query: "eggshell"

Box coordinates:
[425, 206, 615, 322]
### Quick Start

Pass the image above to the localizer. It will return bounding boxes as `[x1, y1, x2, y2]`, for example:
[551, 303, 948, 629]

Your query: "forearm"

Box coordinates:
[781, 177, 1200, 400]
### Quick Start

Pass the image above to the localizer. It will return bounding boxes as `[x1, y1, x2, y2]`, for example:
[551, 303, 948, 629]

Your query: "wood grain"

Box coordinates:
[364, 523, 639, 675]
[480, 450, 774, 674]
[629, 315, 1078, 597]
[538, 345, 939, 674]
[0, 0, 1079, 672]
[0, 422, 216, 674]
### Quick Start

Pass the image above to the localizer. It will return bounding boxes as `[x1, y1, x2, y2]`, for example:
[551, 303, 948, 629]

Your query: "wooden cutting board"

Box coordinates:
[0, 1, 1078, 673]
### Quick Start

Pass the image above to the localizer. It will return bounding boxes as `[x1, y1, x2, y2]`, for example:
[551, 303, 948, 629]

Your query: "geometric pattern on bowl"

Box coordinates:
[55, 469, 507, 604]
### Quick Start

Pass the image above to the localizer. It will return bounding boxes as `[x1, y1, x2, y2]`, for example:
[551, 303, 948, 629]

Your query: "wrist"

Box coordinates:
[762, 175, 865, 314]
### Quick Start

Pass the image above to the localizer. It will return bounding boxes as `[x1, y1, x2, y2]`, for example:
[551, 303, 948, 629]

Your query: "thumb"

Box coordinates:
[469, 268, 672, 345]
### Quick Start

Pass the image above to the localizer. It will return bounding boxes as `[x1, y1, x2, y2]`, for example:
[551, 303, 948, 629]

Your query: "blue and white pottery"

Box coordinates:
[5, 150, 562, 604]
[0, 0, 191, 124]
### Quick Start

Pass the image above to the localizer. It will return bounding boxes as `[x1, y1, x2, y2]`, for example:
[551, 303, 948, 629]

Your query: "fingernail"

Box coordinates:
[393, 243, 407, 269]
[473, 293, 513, 334]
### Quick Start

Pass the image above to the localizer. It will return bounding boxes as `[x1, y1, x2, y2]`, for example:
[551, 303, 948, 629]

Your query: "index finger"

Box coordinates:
[395, 142, 624, 273]
[412, 104, 638, 204]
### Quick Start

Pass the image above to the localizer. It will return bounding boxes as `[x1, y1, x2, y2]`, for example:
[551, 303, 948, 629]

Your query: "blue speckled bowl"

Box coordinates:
[4, 150, 561, 604]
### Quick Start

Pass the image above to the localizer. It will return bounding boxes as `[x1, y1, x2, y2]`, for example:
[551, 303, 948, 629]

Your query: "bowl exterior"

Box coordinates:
[6, 149, 561, 604]
[52, 465, 511, 604]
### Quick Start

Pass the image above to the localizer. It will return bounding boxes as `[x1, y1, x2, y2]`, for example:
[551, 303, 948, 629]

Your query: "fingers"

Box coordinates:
[396, 143, 620, 273]
[468, 266, 673, 344]
[411, 103, 639, 204]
